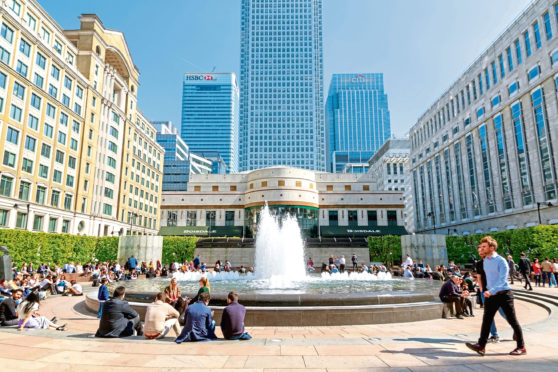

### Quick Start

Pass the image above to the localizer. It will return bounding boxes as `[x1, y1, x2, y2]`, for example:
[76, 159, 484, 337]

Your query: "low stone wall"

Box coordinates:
[194, 246, 370, 268]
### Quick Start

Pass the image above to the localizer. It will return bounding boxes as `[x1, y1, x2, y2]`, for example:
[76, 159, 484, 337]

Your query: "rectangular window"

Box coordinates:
[40, 143, 51, 158]
[36, 52, 46, 69]
[477, 106, 485, 118]
[57, 131, 66, 145]
[533, 22, 542, 48]
[76, 85, 83, 98]
[528, 65, 540, 81]
[19, 38, 31, 57]
[0, 209, 7, 226]
[498, 55, 505, 78]
[524, 31, 532, 56]
[552, 50, 558, 65]
[64, 194, 72, 210]
[3, 150, 16, 167]
[484, 68, 490, 90]
[9, 0, 21, 16]
[31, 71, 42, 87]
[511, 102, 533, 206]
[328, 210, 338, 227]
[68, 156, 76, 169]
[0, 46, 10, 64]
[387, 210, 397, 226]
[73, 103, 81, 115]
[6, 127, 19, 144]
[30, 93, 41, 109]
[53, 169, 62, 183]
[61, 220, 70, 233]
[13, 81, 25, 99]
[32, 215, 43, 231]
[46, 103, 56, 118]
[62, 94, 70, 107]
[478, 74, 483, 95]
[103, 203, 112, 215]
[21, 157, 33, 173]
[51, 65, 60, 80]
[367, 210, 377, 227]
[104, 187, 113, 199]
[35, 186, 46, 204]
[491, 95, 501, 108]
[27, 13, 36, 31]
[1, 23, 14, 43]
[15, 212, 27, 229]
[348, 210, 358, 227]
[107, 157, 116, 168]
[544, 12, 553, 40]
[491, 61, 498, 84]
[0, 176, 13, 196]
[69, 138, 77, 151]
[43, 123, 53, 138]
[493, 114, 513, 209]
[64, 76, 72, 90]
[18, 180, 30, 201]
[24, 135, 36, 151]
[55, 150, 64, 164]
[464, 117, 471, 127]
[38, 164, 48, 179]
[16, 60, 27, 77]
[66, 174, 74, 187]
[27, 114, 38, 130]
[515, 39, 522, 64]
[48, 218, 57, 233]
[48, 84, 57, 98]
[50, 190, 60, 207]
[109, 126, 118, 138]
[106, 172, 115, 183]
[508, 81, 519, 96]
[0, 71, 6, 88]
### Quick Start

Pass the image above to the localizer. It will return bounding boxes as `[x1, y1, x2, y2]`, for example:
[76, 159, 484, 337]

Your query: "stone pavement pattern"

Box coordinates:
[0, 283, 557, 371]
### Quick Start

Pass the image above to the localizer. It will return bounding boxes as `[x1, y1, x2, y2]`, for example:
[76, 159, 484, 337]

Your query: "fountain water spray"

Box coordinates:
[254, 204, 307, 287]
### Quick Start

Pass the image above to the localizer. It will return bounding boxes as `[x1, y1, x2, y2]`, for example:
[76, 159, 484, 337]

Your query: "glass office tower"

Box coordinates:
[239, 0, 326, 171]
[326, 73, 391, 173]
[181, 73, 239, 173]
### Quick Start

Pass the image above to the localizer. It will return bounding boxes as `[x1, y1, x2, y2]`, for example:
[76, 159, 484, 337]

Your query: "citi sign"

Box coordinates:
[185, 75, 214, 81]
[350, 74, 373, 83]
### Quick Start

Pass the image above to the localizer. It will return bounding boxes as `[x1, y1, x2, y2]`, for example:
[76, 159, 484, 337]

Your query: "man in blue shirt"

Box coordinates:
[127, 256, 138, 271]
[175, 292, 216, 343]
[466, 236, 526, 356]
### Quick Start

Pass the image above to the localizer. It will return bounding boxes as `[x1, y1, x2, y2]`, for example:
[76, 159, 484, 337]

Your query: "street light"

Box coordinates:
[427, 211, 436, 234]
[537, 201, 555, 225]
[129, 212, 138, 235]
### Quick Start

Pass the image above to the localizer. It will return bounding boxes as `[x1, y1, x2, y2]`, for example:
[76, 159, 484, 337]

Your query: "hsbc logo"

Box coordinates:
[185, 75, 215, 81]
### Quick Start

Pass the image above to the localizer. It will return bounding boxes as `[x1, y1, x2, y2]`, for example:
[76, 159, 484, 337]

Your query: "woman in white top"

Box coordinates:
[17, 292, 66, 331]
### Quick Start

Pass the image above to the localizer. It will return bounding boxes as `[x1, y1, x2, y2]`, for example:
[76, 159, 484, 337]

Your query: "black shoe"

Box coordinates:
[56, 323, 67, 331]
[456, 314, 464, 319]
[50, 317, 57, 323]
[466, 342, 485, 356]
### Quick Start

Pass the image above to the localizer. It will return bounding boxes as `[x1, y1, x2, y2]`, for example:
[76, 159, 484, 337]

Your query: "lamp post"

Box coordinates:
[537, 201, 555, 225]
[129, 212, 138, 235]
[427, 211, 436, 234]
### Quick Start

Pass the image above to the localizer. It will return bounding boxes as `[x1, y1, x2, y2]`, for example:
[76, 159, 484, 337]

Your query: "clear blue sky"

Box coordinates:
[42, 0, 531, 137]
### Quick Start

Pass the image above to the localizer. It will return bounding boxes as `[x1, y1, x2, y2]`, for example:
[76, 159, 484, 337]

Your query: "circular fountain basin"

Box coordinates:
[85, 273, 444, 326]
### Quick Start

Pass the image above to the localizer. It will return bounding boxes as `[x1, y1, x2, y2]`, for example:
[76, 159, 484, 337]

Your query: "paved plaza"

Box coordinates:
[0, 283, 557, 371]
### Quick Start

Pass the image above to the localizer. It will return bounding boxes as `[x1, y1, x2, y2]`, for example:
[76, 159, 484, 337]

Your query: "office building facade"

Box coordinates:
[239, 0, 326, 172]
[180, 72, 238, 173]
[154, 121, 212, 192]
[368, 139, 413, 233]
[410, 0, 558, 235]
[326, 73, 391, 173]
[0, 1, 163, 236]
[160, 166, 406, 238]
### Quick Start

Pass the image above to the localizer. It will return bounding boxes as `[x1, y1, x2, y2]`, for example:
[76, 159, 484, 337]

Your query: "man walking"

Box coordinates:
[518, 253, 532, 290]
[466, 236, 526, 356]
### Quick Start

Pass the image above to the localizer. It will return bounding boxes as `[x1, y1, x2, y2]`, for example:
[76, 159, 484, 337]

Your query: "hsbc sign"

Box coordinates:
[185, 75, 215, 81]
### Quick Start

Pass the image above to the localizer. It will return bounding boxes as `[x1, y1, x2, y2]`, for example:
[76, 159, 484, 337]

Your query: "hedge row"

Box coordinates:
[367, 225, 558, 266]
[367, 235, 402, 266]
[446, 225, 558, 264]
[0, 230, 199, 268]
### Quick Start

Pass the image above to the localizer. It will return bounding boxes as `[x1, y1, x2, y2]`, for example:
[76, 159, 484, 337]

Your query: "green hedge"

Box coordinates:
[446, 225, 558, 264]
[162, 236, 198, 265]
[0, 230, 199, 268]
[367, 235, 402, 266]
[0, 230, 119, 267]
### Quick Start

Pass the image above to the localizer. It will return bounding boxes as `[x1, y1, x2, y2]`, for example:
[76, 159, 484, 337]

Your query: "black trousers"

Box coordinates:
[478, 290, 524, 348]
[520, 270, 532, 289]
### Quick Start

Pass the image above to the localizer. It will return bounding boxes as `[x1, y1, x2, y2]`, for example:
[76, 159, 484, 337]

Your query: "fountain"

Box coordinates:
[86, 205, 443, 325]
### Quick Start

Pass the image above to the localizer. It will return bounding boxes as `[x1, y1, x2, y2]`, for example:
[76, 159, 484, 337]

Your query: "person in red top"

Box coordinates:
[532, 259, 542, 287]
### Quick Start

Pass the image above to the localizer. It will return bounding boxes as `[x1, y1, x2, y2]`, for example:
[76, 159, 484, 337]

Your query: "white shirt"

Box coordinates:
[39, 279, 50, 288]
[114, 264, 121, 271]
[405, 257, 413, 267]
[72, 283, 83, 294]
[17, 301, 38, 320]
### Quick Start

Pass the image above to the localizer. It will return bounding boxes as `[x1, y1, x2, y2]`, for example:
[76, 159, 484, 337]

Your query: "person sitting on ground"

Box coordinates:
[0, 288, 23, 326]
[95, 286, 142, 338]
[439, 274, 470, 319]
[144, 292, 181, 339]
[330, 265, 339, 274]
[220, 291, 251, 340]
[146, 267, 156, 279]
[175, 292, 216, 343]
[17, 292, 65, 331]
[63, 280, 83, 296]
[190, 277, 210, 304]
[0, 278, 11, 296]
[238, 265, 246, 274]
[404, 265, 414, 279]
[164, 278, 183, 310]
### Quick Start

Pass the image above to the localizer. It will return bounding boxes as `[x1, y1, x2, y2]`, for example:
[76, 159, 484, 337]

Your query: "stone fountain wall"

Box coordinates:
[117, 236, 163, 266]
[401, 234, 448, 268]
[194, 246, 370, 268]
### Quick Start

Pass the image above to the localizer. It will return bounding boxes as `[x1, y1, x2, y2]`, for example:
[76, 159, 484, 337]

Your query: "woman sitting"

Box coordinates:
[164, 278, 183, 310]
[189, 277, 210, 304]
[17, 292, 66, 331]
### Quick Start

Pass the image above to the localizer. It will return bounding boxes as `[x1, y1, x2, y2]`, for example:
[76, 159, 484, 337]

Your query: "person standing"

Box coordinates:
[541, 258, 553, 287]
[351, 254, 358, 271]
[97, 278, 109, 319]
[404, 254, 413, 268]
[532, 259, 542, 287]
[193, 254, 201, 270]
[339, 256, 346, 273]
[518, 253, 533, 291]
[466, 236, 526, 356]
[127, 255, 138, 271]
[507, 255, 516, 285]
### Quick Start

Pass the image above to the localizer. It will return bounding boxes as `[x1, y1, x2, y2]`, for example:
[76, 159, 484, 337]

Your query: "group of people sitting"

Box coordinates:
[95, 276, 251, 342]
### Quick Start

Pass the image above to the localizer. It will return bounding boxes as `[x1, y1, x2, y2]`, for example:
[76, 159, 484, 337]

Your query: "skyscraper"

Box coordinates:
[239, 0, 325, 171]
[326, 73, 391, 173]
[180, 73, 239, 173]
